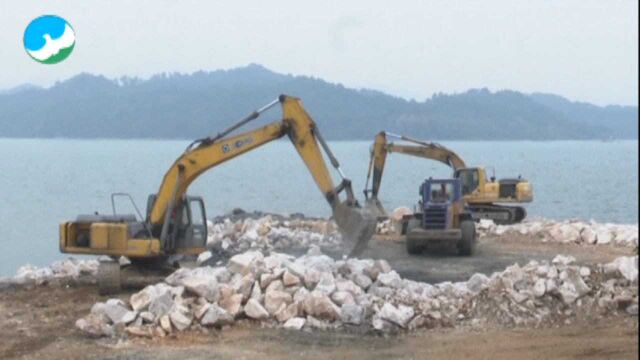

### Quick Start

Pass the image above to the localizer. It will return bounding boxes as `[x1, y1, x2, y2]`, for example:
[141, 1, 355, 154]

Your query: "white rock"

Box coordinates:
[533, 279, 546, 298]
[286, 262, 307, 278]
[558, 269, 590, 304]
[219, 293, 243, 317]
[303, 269, 322, 288]
[160, 314, 172, 333]
[244, 298, 270, 319]
[283, 317, 306, 330]
[275, 302, 299, 323]
[103, 299, 132, 324]
[139, 311, 155, 323]
[372, 316, 394, 331]
[200, 304, 233, 326]
[604, 256, 638, 283]
[314, 272, 336, 295]
[260, 271, 282, 289]
[595, 227, 612, 245]
[148, 292, 175, 318]
[375, 260, 393, 274]
[377, 271, 402, 288]
[250, 280, 262, 301]
[302, 293, 341, 321]
[331, 291, 355, 306]
[552, 255, 576, 266]
[197, 251, 213, 264]
[580, 227, 597, 244]
[579, 267, 591, 278]
[305, 316, 332, 330]
[306, 245, 323, 256]
[466, 273, 489, 293]
[340, 304, 364, 325]
[264, 277, 283, 292]
[228, 251, 264, 275]
[232, 273, 255, 301]
[293, 287, 310, 303]
[368, 285, 394, 298]
[336, 279, 364, 296]
[352, 273, 372, 290]
[75, 314, 113, 337]
[120, 311, 138, 325]
[264, 290, 293, 315]
[169, 310, 192, 331]
[378, 303, 414, 328]
[282, 271, 301, 286]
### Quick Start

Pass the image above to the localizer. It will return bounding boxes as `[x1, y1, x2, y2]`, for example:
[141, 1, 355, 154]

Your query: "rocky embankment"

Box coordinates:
[478, 219, 638, 247]
[205, 211, 341, 256]
[377, 216, 638, 248]
[2, 211, 637, 340]
[74, 250, 637, 338]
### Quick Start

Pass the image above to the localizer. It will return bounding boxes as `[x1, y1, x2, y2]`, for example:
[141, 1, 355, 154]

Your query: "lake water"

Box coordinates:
[0, 139, 637, 276]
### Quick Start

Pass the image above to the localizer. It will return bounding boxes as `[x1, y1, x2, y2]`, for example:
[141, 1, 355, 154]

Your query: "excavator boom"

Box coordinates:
[364, 132, 466, 200]
[149, 95, 375, 255]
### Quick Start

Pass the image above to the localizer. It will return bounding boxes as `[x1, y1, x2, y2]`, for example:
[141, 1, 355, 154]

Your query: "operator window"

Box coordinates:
[432, 183, 453, 202]
[190, 200, 204, 225]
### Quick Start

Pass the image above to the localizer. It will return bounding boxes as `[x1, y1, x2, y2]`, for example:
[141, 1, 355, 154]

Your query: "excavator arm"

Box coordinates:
[150, 95, 374, 255]
[363, 131, 466, 215]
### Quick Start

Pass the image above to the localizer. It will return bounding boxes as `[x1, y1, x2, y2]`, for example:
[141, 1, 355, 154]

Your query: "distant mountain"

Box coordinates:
[529, 93, 637, 139]
[0, 64, 636, 140]
[0, 83, 41, 95]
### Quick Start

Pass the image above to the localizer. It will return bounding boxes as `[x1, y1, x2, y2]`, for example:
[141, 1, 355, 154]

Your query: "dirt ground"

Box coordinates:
[361, 233, 633, 283]
[0, 235, 637, 360]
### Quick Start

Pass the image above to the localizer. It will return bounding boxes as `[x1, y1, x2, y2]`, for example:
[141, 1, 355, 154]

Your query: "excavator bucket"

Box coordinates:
[363, 198, 387, 219]
[333, 203, 377, 257]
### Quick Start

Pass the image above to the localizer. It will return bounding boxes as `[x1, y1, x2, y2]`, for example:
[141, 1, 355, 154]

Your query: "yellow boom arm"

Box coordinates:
[149, 95, 373, 254]
[364, 131, 466, 201]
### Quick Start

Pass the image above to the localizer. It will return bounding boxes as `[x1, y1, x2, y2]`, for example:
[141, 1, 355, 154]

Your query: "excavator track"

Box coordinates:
[97, 260, 121, 295]
[468, 204, 526, 225]
[97, 258, 176, 295]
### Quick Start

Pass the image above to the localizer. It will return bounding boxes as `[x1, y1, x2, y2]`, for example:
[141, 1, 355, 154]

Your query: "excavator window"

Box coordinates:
[189, 199, 205, 226]
[455, 169, 476, 195]
[429, 182, 454, 203]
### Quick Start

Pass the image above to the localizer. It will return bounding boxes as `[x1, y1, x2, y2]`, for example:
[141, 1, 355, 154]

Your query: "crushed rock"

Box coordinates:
[75, 247, 638, 338]
[477, 218, 638, 247]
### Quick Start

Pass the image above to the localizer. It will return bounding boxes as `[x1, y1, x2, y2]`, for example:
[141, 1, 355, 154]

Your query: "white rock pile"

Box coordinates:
[206, 215, 342, 254]
[76, 250, 638, 338]
[375, 207, 412, 236]
[376, 219, 397, 236]
[5, 258, 98, 286]
[478, 219, 639, 247]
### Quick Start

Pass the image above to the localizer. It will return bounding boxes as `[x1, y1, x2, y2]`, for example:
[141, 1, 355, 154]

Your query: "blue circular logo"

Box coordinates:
[23, 15, 75, 64]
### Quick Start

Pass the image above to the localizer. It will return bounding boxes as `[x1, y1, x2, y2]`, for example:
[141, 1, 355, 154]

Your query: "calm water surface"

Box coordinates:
[0, 139, 637, 275]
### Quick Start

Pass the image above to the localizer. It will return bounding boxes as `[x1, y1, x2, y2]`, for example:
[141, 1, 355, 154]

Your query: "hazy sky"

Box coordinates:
[0, 0, 637, 105]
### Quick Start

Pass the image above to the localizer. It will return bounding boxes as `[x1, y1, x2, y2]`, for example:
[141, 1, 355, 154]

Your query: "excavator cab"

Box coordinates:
[454, 168, 481, 196]
[144, 194, 207, 252]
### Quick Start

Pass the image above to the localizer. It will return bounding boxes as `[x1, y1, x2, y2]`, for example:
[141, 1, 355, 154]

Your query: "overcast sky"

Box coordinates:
[0, 0, 637, 106]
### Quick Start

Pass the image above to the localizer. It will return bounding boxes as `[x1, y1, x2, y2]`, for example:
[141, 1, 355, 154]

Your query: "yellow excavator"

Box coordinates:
[59, 95, 376, 294]
[364, 131, 533, 224]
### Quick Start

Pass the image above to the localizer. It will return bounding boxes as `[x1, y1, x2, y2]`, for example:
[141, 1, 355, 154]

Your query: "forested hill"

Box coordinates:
[1, 64, 636, 140]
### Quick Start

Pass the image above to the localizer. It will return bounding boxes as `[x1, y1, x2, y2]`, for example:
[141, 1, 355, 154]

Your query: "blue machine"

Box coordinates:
[402, 178, 476, 256]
